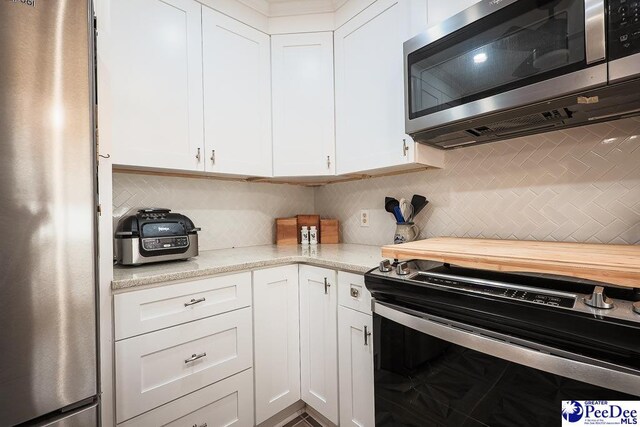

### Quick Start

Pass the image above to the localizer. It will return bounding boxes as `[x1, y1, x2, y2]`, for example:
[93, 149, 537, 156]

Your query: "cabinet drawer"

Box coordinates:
[115, 308, 253, 423]
[120, 369, 254, 427]
[114, 272, 251, 340]
[338, 271, 371, 315]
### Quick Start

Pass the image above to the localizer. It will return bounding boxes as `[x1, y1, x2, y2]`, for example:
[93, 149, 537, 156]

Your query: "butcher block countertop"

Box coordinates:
[382, 238, 640, 288]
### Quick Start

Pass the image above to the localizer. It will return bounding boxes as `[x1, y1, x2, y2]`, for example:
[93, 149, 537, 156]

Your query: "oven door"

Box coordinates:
[373, 301, 640, 427]
[404, 0, 607, 136]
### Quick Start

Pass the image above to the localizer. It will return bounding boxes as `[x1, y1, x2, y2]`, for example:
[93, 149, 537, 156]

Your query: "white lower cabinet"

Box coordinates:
[115, 307, 253, 423]
[338, 306, 375, 427]
[253, 265, 301, 424]
[114, 272, 251, 340]
[120, 368, 254, 427]
[114, 266, 373, 427]
[299, 265, 339, 424]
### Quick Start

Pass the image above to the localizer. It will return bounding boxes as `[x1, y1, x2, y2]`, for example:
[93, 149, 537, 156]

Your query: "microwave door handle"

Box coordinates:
[584, 0, 606, 64]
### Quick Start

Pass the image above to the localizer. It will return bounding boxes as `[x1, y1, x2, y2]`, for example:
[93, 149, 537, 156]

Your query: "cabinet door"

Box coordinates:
[202, 7, 272, 177]
[334, 0, 427, 174]
[253, 265, 301, 424]
[110, 0, 204, 171]
[272, 33, 335, 177]
[299, 266, 338, 424]
[338, 307, 374, 427]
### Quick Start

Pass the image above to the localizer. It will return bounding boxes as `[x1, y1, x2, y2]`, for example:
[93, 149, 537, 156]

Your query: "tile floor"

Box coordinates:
[283, 412, 323, 427]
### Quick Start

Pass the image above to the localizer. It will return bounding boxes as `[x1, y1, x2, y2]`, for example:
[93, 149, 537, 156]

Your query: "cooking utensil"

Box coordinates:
[392, 206, 405, 223]
[385, 197, 399, 216]
[399, 198, 413, 222]
[410, 194, 429, 218]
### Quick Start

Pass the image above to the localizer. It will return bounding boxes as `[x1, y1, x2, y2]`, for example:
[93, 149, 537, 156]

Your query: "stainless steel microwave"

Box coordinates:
[405, 0, 640, 148]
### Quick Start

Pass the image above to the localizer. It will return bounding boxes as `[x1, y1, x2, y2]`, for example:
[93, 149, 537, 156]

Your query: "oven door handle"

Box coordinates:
[585, 0, 606, 64]
[373, 300, 640, 396]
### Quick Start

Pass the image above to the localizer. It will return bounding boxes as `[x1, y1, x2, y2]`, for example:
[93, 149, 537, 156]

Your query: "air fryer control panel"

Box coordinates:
[141, 236, 189, 251]
[609, 0, 640, 60]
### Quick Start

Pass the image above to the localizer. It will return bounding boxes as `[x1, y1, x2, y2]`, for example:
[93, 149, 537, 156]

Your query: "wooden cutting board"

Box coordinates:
[381, 237, 640, 288]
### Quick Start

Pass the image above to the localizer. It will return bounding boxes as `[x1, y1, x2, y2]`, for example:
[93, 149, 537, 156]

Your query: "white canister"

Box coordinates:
[301, 226, 309, 245]
[309, 226, 318, 245]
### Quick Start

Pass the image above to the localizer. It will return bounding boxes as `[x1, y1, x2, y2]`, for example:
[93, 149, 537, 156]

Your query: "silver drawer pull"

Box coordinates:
[184, 352, 207, 364]
[364, 326, 371, 346]
[350, 287, 360, 298]
[192, 423, 207, 427]
[184, 297, 206, 307]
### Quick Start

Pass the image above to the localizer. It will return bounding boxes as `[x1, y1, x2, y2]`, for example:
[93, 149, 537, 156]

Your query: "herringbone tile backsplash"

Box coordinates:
[112, 173, 314, 250]
[316, 118, 640, 246]
[113, 118, 640, 250]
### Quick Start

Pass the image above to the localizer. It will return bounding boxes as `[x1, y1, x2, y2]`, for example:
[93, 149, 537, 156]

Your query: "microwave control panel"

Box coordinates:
[609, 0, 640, 60]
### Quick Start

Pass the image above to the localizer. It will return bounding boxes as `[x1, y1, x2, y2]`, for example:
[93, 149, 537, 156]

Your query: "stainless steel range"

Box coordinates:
[365, 260, 640, 426]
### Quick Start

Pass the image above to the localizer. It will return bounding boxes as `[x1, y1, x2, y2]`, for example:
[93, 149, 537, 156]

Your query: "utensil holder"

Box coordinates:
[394, 222, 420, 244]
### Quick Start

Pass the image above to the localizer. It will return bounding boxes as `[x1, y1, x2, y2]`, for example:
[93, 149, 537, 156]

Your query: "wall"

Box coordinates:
[315, 118, 640, 246]
[113, 118, 640, 251]
[112, 173, 314, 250]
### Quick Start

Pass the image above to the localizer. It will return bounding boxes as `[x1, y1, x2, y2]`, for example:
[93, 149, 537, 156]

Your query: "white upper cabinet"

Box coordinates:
[427, 0, 482, 26]
[334, 0, 443, 175]
[271, 32, 336, 177]
[110, 0, 204, 171]
[202, 7, 273, 177]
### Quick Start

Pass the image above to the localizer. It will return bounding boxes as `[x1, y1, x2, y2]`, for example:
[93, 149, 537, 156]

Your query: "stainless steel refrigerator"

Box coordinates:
[0, 1, 99, 425]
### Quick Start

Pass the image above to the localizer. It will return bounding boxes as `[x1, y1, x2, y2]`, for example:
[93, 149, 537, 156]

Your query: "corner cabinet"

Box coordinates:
[253, 265, 301, 424]
[299, 265, 339, 425]
[334, 0, 444, 175]
[202, 7, 273, 177]
[109, 0, 204, 171]
[271, 32, 336, 177]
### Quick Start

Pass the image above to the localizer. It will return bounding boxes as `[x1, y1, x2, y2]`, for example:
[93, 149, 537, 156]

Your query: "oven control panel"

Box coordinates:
[141, 236, 189, 251]
[412, 274, 576, 308]
[609, 0, 640, 60]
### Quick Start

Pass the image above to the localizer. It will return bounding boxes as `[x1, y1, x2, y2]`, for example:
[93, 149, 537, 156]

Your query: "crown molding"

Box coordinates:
[237, 0, 348, 17]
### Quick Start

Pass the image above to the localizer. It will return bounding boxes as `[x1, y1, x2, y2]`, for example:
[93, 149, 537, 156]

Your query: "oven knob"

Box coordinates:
[379, 259, 392, 272]
[396, 261, 410, 276]
[584, 286, 614, 309]
[633, 301, 640, 315]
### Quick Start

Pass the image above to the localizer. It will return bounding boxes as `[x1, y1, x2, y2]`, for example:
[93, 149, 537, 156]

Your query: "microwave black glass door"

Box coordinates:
[408, 0, 587, 119]
[373, 314, 637, 426]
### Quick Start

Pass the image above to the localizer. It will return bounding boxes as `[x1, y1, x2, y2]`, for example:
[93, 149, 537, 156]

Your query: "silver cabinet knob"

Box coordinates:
[396, 261, 410, 276]
[584, 286, 614, 309]
[633, 301, 640, 315]
[379, 259, 392, 272]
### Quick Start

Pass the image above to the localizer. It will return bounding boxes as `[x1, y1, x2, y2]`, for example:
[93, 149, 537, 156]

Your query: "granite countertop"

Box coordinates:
[112, 244, 382, 290]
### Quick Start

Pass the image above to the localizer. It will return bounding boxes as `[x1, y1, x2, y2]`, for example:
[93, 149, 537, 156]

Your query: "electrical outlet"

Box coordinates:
[360, 210, 370, 227]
